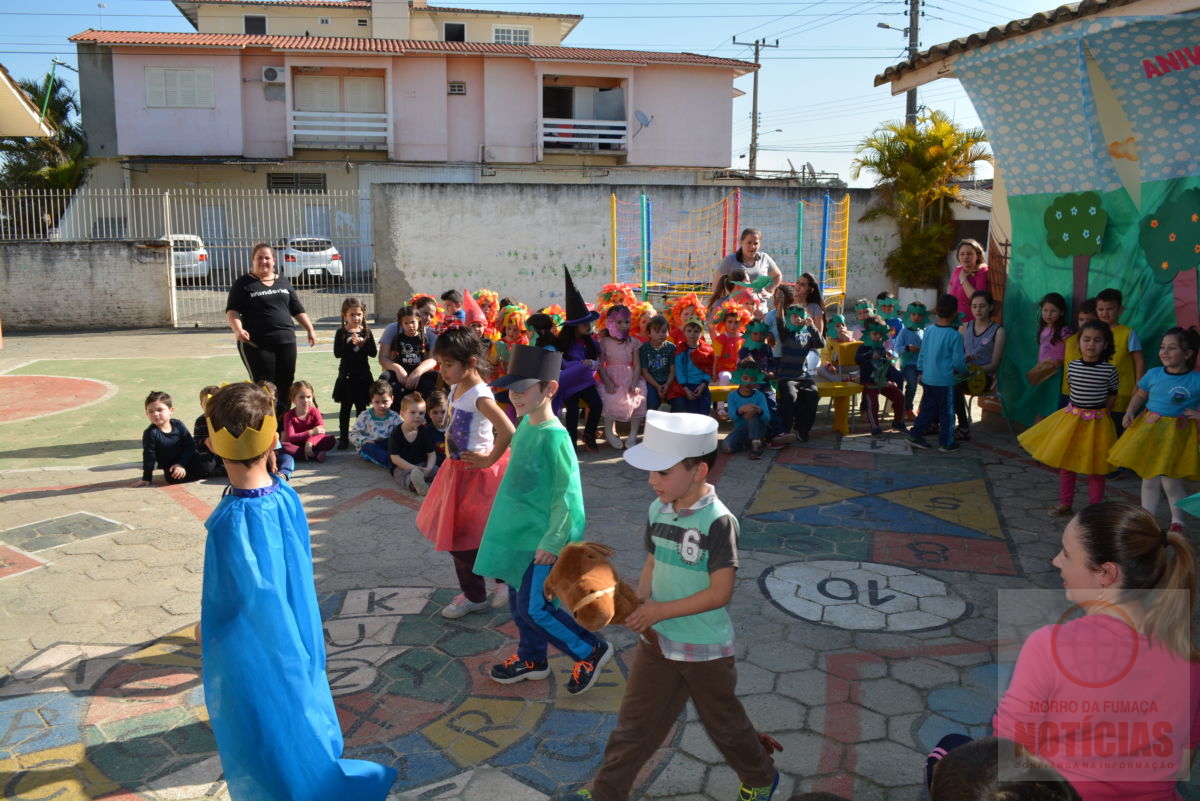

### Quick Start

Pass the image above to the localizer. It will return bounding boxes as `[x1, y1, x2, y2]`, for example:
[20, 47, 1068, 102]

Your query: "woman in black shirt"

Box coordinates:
[225, 243, 317, 423]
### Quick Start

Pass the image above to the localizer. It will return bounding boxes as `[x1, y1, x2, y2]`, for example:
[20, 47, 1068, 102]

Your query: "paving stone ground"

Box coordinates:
[1, 328, 1198, 801]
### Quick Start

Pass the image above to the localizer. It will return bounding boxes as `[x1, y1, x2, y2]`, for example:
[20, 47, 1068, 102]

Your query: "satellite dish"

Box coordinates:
[632, 110, 654, 139]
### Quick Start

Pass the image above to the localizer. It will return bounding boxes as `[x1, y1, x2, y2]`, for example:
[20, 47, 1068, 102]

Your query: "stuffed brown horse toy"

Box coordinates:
[544, 542, 641, 631]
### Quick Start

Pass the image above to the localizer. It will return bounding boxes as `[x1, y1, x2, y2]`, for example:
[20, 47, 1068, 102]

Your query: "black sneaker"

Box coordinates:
[490, 654, 550, 684]
[906, 434, 932, 450]
[336, 437, 350, 451]
[567, 640, 613, 695]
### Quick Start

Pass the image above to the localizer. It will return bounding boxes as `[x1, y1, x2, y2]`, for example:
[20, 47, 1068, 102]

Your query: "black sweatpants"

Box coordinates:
[238, 339, 297, 427]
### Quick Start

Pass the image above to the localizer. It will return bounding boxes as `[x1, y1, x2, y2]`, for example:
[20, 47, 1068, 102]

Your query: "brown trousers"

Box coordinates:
[590, 638, 776, 801]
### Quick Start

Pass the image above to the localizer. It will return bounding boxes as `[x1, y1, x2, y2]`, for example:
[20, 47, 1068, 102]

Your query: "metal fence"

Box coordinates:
[0, 188, 373, 327]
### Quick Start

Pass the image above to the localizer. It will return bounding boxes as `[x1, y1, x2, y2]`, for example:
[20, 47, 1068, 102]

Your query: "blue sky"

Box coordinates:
[0, 0, 1057, 185]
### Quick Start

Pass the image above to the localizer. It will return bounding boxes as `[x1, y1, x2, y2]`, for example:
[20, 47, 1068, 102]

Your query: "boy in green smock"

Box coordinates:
[475, 344, 613, 696]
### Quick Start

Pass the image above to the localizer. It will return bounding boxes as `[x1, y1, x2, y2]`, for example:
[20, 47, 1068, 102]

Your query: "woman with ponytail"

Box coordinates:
[993, 502, 1200, 800]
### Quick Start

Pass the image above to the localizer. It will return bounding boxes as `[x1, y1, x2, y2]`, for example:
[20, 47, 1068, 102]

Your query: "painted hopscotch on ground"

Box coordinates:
[746, 446, 1013, 633]
[0, 586, 657, 801]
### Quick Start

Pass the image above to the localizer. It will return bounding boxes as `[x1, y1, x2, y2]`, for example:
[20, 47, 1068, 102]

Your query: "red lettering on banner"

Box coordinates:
[1143, 45, 1200, 79]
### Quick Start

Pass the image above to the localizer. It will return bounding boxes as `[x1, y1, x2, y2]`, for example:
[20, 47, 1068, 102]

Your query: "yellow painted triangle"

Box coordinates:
[127, 624, 202, 667]
[749, 465, 863, 515]
[879, 479, 1004, 538]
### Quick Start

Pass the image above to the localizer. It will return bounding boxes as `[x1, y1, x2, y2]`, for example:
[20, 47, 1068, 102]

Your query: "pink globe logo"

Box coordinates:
[1049, 601, 1140, 689]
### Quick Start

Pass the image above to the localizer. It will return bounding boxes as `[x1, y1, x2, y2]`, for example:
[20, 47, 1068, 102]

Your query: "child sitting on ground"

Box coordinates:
[425, 390, 449, 465]
[282, 380, 335, 463]
[192, 385, 225, 479]
[350, 379, 401, 467]
[199, 382, 396, 801]
[257, 381, 294, 480]
[388, 392, 439, 495]
[571, 410, 779, 801]
[720, 360, 772, 460]
[475, 345, 613, 695]
[133, 390, 200, 487]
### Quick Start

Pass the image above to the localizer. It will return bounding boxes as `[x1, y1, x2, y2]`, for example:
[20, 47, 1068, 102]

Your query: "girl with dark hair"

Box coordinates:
[1025, 292, 1074, 421]
[993, 502, 1200, 799]
[416, 327, 515, 618]
[1109, 327, 1200, 533]
[1019, 320, 1118, 516]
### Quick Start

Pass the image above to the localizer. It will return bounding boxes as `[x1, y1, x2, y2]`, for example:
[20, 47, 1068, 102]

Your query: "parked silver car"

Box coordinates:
[277, 237, 343, 284]
[166, 235, 210, 283]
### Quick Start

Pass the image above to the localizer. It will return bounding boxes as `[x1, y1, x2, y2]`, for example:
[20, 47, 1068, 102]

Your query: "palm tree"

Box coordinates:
[0, 73, 88, 191]
[851, 110, 991, 288]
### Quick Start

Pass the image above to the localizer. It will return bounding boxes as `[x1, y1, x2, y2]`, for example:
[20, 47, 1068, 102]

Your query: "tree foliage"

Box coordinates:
[851, 110, 992, 288]
[0, 73, 88, 191]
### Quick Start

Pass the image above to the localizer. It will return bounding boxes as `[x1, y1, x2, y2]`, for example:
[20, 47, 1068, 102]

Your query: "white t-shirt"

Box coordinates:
[445, 382, 495, 458]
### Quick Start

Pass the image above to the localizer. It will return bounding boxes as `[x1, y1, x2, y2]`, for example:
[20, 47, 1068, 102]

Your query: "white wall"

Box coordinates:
[373, 183, 894, 318]
[0, 242, 173, 330]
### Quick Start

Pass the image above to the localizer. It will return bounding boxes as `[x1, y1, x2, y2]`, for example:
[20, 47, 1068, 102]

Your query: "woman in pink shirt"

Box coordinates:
[948, 239, 989, 313]
[993, 502, 1200, 801]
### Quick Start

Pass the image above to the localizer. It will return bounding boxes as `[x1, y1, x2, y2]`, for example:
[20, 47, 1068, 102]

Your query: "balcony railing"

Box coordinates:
[542, 118, 628, 150]
[292, 111, 388, 150]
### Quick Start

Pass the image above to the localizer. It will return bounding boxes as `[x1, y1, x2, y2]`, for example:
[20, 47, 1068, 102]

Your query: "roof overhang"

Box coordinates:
[0, 64, 53, 138]
[69, 30, 758, 73]
[874, 0, 1196, 93]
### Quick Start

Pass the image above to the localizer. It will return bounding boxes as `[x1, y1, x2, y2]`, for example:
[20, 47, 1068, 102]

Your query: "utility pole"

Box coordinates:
[906, 0, 920, 125]
[733, 37, 778, 176]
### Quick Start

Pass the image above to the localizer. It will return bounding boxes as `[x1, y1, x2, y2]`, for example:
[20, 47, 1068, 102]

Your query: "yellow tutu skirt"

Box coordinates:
[1018, 405, 1116, 475]
[1108, 412, 1200, 480]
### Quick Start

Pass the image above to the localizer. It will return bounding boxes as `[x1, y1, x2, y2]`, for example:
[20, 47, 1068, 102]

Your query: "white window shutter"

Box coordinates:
[344, 77, 384, 113]
[146, 68, 165, 107]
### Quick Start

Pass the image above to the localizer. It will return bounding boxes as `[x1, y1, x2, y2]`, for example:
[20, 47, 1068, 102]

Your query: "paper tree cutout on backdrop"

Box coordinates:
[1044, 191, 1108, 313]
[1139, 187, 1200, 330]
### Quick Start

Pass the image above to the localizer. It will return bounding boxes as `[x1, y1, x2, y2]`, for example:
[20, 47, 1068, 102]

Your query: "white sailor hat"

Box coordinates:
[623, 410, 719, 472]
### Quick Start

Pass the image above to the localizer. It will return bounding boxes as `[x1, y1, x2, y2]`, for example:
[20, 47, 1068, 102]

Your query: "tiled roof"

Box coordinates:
[176, 0, 370, 7]
[423, 5, 582, 20]
[874, 0, 1144, 86]
[68, 30, 757, 71]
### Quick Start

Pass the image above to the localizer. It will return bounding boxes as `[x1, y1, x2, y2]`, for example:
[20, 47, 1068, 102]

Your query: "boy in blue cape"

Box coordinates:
[201, 382, 395, 801]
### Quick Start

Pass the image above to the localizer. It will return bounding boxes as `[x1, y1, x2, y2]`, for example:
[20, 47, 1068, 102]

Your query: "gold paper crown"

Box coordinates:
[205, 414, 278, 460]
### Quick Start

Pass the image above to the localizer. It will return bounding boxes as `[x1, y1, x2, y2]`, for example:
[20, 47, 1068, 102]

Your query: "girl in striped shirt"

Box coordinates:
[1018, 320, 1118, 516]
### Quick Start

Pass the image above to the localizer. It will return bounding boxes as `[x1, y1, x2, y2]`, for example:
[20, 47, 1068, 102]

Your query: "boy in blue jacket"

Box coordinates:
[907, 294, 967, 453]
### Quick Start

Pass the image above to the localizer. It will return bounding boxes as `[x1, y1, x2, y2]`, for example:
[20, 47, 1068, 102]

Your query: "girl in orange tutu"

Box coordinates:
[1017, 320, 1118, 517]
[1108, 327, 1200, 534]
[416, 327, 515, 617]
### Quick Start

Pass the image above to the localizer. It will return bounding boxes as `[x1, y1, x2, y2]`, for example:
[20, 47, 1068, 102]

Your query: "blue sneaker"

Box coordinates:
[906, 434, 932, 450]
[737, 770, 779, 801]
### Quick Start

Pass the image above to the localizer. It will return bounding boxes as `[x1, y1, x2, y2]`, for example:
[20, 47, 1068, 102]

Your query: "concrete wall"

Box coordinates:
[76, 44, 118, 160]
[373, 183, 895, 319]
[0, 242, 172, 330]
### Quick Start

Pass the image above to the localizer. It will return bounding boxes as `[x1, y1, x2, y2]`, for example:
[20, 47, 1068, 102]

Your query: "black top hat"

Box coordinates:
[492, 344, 563, 391]
[562, 267, 600, 327]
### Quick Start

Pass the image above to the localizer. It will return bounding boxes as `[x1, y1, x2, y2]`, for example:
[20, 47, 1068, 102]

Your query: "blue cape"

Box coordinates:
[201, 479, 396, 801]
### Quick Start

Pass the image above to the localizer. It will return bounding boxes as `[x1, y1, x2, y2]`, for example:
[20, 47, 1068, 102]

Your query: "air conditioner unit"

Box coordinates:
[262, 66, 287, 84]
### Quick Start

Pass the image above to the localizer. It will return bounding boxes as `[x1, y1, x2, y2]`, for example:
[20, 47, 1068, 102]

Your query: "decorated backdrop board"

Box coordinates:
[954, 13, 1200, 425]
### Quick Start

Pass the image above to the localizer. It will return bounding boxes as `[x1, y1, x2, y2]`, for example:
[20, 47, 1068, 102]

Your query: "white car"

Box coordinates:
[166, 235, 209, 283]
[277, 237, 342, 284]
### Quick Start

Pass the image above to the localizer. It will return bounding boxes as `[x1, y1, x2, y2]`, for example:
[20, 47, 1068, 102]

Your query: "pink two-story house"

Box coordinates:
[71, 0, 756, 192]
